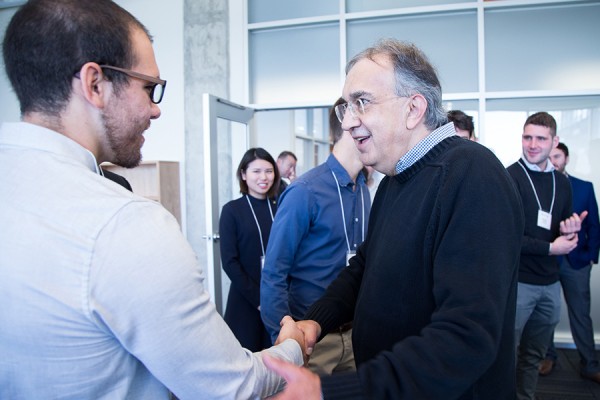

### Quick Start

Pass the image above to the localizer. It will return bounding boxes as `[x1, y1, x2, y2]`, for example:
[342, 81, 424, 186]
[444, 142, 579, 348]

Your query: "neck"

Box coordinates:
[332, 149, 363, 183]
[247, 192, 267, 200]
[24, 103, 103, 163]
[23, 112, 64, 134]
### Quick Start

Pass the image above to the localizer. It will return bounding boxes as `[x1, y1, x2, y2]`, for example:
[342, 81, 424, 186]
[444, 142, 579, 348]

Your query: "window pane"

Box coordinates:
[347, 12, 478, 93]
[316, 142, 331, 165]
[249, 0, 338, 24]
[250, 23, 341, 104]
[315, 107, 332, 141]
[295, 137, 315, 176]
[253, 109, 293, 162]
[294, 110, 307, 136]
[485, 3, 600, 91]
[346, 0, 474, 13]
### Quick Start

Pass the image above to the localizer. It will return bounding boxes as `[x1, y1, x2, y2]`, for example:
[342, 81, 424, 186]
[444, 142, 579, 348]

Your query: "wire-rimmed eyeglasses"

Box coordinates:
[99, 65, 167, 104]
[334, 96, 403, 124]
[334, 98, 365, 124]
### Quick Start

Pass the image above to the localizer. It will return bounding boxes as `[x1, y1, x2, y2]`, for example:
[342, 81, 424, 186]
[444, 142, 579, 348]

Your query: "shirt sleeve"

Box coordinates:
[261, 184, 313, 343]
[89, 200, 302, 399]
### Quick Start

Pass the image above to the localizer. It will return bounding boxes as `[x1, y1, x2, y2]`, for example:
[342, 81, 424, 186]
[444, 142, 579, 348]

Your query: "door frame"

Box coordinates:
[202, 93, 254, 314]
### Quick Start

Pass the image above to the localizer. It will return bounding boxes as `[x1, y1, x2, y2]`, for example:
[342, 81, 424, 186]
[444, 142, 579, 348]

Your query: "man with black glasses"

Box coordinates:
[0, 1, 304, 399]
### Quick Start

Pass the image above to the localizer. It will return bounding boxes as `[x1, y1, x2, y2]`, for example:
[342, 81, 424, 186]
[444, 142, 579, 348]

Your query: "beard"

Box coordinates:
[101, 100, 147, 169]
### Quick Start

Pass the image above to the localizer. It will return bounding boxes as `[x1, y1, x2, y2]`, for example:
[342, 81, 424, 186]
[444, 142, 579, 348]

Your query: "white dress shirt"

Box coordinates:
[0, 122, 301, 400]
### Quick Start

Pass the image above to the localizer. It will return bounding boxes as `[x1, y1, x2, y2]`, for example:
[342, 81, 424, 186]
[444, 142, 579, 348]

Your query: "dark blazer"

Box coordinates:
[567, 175, 600, 269]
[102, 169, 133, 192]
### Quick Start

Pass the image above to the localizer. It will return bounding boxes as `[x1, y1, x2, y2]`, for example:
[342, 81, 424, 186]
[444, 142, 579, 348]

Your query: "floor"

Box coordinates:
[536, 349, 600, 399]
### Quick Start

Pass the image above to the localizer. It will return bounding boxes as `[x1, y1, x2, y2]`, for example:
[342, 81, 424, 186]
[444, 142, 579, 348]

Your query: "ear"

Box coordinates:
[75, 62, 109, 109]
[405, 94, 427, 130]
[552, 135, 560, 148]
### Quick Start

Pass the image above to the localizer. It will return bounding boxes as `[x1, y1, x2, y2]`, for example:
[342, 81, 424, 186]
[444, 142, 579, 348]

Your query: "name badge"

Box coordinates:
[537, 210, 552, 230]
[346, 251, 356, 265]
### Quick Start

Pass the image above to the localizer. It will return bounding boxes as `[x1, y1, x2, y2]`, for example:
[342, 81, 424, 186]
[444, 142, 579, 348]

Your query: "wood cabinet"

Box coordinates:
[101, 161, 181, 226]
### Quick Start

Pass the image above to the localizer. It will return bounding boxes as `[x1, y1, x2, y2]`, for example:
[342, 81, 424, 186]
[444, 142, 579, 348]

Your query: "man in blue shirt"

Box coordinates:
[261, 98, 371, 375]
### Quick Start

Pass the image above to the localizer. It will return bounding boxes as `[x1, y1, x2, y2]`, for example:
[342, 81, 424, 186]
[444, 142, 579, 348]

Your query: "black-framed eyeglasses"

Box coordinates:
[99, 65, 167, 104]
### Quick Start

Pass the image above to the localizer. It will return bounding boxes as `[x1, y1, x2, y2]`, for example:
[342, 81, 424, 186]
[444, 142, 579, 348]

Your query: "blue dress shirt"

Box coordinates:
[261, 154, 370, 343]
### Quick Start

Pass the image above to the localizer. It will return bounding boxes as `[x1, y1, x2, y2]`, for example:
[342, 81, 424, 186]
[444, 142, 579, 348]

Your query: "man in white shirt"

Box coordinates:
[0, 1, 303, 399]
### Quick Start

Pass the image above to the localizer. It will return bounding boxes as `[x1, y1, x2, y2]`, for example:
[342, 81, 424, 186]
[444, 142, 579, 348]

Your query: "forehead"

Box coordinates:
[248, 159, 274, 169]
[131, 27, 159, 75]
[550, 147, 565, 157]
[281, 156, 296, 165]
[523, 123, 553, 139]
[343, 54, 396, 99]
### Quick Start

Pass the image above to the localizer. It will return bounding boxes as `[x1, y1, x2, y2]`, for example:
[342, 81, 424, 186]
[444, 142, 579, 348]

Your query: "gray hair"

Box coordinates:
[346, 39, 447, 131]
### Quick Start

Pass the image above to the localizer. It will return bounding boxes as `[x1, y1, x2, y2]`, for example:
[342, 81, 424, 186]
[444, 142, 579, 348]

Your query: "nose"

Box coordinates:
[341, 110, 360, 132]
[150, 103, 161, 120]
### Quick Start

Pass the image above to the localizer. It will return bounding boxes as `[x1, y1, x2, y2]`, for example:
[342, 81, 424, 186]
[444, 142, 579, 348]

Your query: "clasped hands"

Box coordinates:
[273, 316, 321, 365]
[264, 316, 323, 399]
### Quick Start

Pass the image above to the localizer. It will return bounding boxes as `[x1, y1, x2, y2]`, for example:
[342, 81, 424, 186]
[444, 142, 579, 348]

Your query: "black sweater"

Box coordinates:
[305, 137, 524, 399]
[507, 159, 572, 285]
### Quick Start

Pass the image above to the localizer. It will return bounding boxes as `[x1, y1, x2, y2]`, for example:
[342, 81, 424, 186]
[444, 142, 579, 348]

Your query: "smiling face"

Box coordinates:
[100, 28, 162, 168]
[340, 54, 416, 176]
[522, 123, 558, 170]
[242, 159, 275, 199]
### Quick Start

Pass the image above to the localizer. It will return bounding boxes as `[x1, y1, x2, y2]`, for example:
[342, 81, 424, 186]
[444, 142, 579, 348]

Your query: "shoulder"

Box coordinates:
[569, 175, 593, 188]
[221, 197, 246, 215]
[296, 162, 330, 183]
[438, 139, 508, 179]
[555, 170, 571, 188]
[507, 161, 520, 171]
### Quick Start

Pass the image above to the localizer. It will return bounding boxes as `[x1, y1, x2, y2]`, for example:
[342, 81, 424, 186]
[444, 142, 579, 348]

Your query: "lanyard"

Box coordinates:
[331, 170, 365, 252]
[245, 195, 274, 257]
[518, 162, 555, 213]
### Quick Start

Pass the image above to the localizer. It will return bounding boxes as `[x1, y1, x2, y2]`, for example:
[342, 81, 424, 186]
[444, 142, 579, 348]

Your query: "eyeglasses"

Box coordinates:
[334, 96, 403, 123]
[99, 65, 166, 104]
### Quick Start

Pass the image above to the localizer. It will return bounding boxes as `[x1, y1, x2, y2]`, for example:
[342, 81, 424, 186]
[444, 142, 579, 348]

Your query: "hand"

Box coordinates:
[275, 316, 306, 357]
[549, 234, 578, 255]
[560, 211, 588, 236]
[295, 320, 321, 359]
[263, 354, 322, 399]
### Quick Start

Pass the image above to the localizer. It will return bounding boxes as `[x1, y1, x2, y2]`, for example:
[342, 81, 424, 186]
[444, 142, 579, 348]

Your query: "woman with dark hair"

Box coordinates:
[219, 147, 280, 351]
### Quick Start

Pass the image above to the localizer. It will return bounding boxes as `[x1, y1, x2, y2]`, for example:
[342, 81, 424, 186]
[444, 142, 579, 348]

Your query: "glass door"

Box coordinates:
[203, 94, 254, 315]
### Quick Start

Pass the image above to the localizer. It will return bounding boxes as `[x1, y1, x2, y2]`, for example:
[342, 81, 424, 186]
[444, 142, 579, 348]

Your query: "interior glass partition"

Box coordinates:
[346, 11, 479, 94]
[485, 2, 600, 92]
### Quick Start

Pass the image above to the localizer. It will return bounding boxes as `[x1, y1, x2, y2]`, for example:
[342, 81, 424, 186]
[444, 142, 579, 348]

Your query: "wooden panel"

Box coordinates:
[101, 161, 181, 226]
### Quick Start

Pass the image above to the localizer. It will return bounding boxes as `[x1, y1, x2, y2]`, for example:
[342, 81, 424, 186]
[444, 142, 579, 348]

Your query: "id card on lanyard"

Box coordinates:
[346, 251, 356, 265]
[331, 170, 365, 266]
[246, 195, 274, 268]
[518, 162, 555, 231]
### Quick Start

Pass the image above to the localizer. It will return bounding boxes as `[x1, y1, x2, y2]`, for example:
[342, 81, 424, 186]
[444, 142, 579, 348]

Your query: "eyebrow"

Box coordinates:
[347, 90, 371, 101]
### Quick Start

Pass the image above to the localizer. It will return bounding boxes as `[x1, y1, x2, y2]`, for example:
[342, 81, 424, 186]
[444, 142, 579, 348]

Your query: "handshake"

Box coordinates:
[274, 315, 320, 366]
[263, 316, 324, 399]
